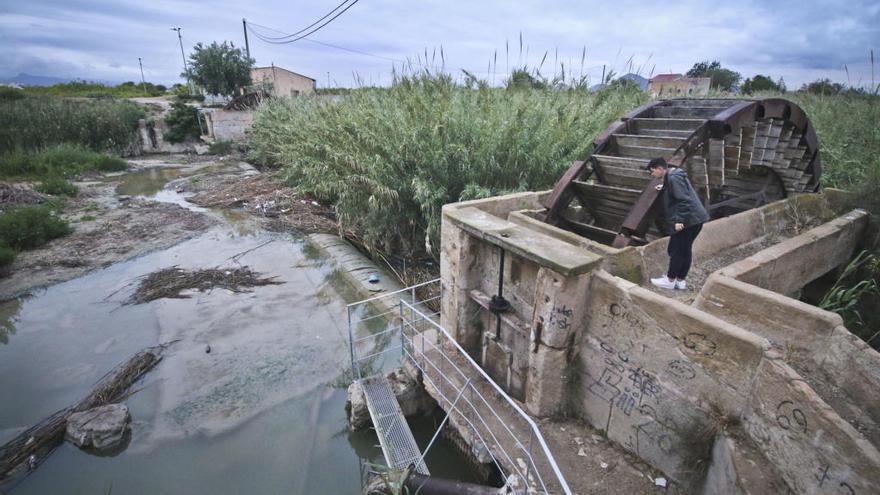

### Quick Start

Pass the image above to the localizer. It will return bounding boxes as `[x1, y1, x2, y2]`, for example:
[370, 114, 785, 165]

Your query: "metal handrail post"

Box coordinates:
[348, 305, 358, 380]
[399, 300, 406, 362]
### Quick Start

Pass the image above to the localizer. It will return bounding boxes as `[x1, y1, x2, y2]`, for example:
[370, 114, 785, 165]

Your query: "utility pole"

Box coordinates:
[138, 57, 147, 96]
[601, 65, 606, 85]
[327, 72, 330, 89]
[170, 27, 191, 94]
[242, 18, 251, 60]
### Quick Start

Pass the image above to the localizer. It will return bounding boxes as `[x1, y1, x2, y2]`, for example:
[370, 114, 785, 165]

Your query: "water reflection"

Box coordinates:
[0, 297, 23, 345]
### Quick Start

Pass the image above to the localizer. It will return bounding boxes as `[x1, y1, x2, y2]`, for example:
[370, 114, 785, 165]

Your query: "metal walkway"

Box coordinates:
[361, 375, 430, 475]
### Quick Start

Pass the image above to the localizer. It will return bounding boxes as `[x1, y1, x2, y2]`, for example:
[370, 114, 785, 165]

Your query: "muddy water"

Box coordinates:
[0, 169, 473, 494]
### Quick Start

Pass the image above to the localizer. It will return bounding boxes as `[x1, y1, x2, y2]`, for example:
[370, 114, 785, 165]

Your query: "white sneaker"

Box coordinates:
[675, 280, 687, 290]
[650, 276, 676, 289]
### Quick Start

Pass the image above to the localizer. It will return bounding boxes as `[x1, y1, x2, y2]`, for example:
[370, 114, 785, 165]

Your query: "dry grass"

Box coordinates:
[0, 183, 45, 206]
[126, 266, 283, 305]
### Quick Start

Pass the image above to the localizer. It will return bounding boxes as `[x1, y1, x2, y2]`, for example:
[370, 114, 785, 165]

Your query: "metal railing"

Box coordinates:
[347, 280, 572, 494]
[347, 279, 441, 381]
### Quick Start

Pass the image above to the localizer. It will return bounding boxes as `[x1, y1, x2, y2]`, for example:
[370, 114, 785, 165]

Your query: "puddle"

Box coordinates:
[0, 168, 478, 494]
[114, 167, 188, 197]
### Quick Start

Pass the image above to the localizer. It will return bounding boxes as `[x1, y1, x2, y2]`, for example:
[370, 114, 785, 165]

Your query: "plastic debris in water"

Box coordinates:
[600, 461, 608, 469]
[205, 345, 211, 354]
[27, 454, 37, 471]
[368, 274, 380, 284]
[654, 477, 667, 487]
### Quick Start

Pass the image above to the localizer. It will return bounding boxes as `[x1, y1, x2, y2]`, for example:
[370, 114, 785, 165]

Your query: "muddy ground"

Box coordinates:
[0, 154, 336, 301]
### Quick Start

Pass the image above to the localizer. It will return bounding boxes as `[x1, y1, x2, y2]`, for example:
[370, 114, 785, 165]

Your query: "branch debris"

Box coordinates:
[127, 266, 283, 305]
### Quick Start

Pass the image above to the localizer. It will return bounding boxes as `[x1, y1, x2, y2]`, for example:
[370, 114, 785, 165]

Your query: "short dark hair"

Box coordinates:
[646, 157, 667, 171]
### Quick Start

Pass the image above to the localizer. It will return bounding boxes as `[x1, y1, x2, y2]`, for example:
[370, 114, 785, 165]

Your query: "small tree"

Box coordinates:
[741, 75, 782, 94]
[800, 78, 844, 95]
[184, 41, 254, 97]
[686, 60, 741, 92]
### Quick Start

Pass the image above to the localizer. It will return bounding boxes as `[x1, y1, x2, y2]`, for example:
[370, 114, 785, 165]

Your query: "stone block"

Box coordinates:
[530, 267, 591, 349]
[695, 274, 840, 366]
[629, 285, 768, 399]
[743, 357, 880, 494]
[526, 344, 568, 417]
[816, 326, 880, 446]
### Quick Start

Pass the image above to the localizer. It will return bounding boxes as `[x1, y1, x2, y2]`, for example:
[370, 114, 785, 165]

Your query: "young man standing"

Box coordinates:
[646, 158, 710, 290]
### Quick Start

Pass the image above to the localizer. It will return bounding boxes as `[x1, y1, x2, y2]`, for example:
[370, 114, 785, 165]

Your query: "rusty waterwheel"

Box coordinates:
[540, 98, 822, 247]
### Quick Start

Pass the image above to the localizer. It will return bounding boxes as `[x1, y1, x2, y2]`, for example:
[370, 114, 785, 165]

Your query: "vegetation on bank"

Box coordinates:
[163, 102, 202, 143]
[17, 80, 168, 98]
[249, 73, 648, 256]
[0, 95, 145, 154]
[0, 205, 72, 267]
[0, 144, 127, 179]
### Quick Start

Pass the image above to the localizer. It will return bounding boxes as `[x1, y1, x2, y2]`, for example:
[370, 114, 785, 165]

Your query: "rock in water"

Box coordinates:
[65, 404, 131, 452]
[347, 380, 370, 431]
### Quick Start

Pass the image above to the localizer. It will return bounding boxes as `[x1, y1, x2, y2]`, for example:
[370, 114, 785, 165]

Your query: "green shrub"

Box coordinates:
[0, 96, 145, 154]
[0, 144, 129, 179]
[164, 102, 202, 143]
[94, 154, 128, 172]
[207, 140, 234, 155]
[248, 72, 646, 257]
[21, 80, 167, 98]
[0, 245, 15, 267]
[36, 176, 78, 196]
[0, 206, 71, 250]
[0, 86, 25, 101]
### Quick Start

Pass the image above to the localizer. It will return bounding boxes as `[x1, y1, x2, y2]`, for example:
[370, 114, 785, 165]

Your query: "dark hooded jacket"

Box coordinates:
[661, 168, 710, 233]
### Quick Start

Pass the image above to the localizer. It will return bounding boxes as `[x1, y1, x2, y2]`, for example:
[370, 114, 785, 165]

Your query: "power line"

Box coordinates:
[251, 0, 357, 42]
[247, 20, 607, 79]
[248, 0, 361, 45]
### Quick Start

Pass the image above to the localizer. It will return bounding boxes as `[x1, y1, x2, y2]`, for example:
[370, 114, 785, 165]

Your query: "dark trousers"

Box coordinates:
[667, 223, 703, 280]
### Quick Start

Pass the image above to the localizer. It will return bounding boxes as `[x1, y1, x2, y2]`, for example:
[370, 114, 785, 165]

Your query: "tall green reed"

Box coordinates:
[248, 73, 646, 258]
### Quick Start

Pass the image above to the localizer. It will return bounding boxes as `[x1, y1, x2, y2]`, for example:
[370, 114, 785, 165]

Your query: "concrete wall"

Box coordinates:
[201, 109, 255, 142]
[716, 209, 867, 296]
[252, 67, 316, 97]
[438, 189, 880, 493]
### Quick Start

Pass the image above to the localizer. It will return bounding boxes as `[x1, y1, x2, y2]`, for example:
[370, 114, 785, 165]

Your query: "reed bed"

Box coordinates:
[249, 73, 647, 258]
[0, 96, 144, 155]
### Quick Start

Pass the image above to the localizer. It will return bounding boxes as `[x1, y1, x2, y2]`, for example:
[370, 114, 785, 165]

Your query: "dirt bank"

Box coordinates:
[0, 192, 216, 301]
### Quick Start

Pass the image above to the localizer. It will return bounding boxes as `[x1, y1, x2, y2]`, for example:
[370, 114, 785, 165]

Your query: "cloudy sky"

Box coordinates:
[1, 0, 878, 89]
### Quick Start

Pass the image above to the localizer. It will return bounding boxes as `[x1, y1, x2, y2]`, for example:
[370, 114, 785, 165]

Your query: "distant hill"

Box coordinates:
[1, 73, 118, 87]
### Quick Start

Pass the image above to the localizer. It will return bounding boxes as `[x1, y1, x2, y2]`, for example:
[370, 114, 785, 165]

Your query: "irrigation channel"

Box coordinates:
[0, 164, 474, 494]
